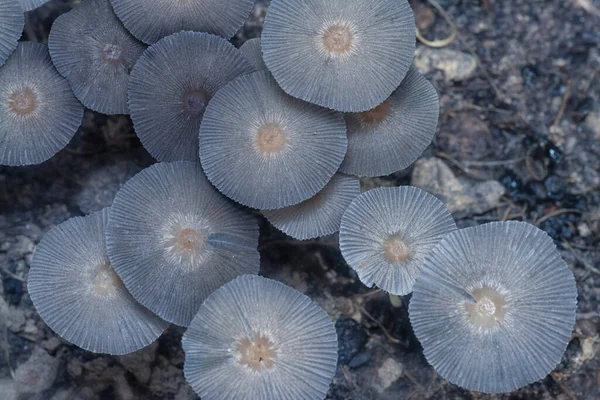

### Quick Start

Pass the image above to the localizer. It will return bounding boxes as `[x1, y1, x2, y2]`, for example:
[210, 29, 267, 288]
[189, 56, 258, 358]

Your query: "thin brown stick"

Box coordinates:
[359, 305, 405, 346]
[551, 80, 572, 132]
[416, 0, 458, 48]
[562, 241, 600, 276]
[535, 209, 582, 226]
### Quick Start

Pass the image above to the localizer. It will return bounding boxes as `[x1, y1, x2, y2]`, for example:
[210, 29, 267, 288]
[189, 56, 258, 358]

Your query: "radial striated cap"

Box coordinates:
[109, 0, 255, 44]
[339, 186, 456, 295]
[0, 0, 23, 67]
[48, 0, 146, 115]
[239, 38, 267, 71]
[128, 31, 253, 162]
[182, 275, 338, 400]
[28, 208, 169, 355]
[18, 0, 48, 12]
[341, 68, 439, 177]
[200, 70, 348, 210]
[0, 42, 84, 166]
[262, 0, 416, 112]
[263, 173, 361, 240]
[409, 221, 577, 393]
[105, 161, 260, 327]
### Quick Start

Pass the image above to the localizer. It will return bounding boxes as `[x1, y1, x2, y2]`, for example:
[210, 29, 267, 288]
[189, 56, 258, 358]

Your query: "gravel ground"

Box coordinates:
[1, 0, 599, 399]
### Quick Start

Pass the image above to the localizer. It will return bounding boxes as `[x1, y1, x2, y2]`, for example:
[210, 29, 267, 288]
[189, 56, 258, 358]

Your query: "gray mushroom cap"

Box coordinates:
[0, 0, 23, 67]
[262, 0, 416, 112]
[339, 186, 456, 295]
[48, 0, 146, 115]
[182, 275, 338, 400]
[239, 38, 267, 71]
[341, 68, 439, 177]
[263, 173, 361, 240]
[105, 161, 260, 327]
[28, 208, 169, 355]
[18, 0, 48, 12]
[0, 42, 84, 166]
[200, 70, 348, 210]
[128, 31, 254, 162]
[409, 221, 577, 394]
[109, 0, 255, 44]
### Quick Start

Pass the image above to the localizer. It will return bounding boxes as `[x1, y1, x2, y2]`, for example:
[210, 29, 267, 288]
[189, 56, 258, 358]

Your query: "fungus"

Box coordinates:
[109, 0, 255, 44]
[263, 173, 361, 240]
[340, 68, 440, 177]
[182, 275, 338, 400]
[239, 38, 267, 71]
[28, 208, 169, 355]
[48, 0, 146, 115]
[409, 221, 577, 393]
[262, 0, 416, 112]
[128, 31, 253, 162]
[18, 0, 48, 12]
[339, 186, 456, 295]
[200, 70, 348, 210]
[0, 0, 23, 67]
[0, 42, 84, 166]
[105, 161, 260, 326]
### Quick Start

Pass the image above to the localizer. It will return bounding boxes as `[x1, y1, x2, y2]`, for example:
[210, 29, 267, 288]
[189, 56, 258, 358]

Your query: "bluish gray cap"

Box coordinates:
[409, 221, 578, 393]
[0, 42, 84, 166]
[341, 68, 439, 177]
[109, 0, 255, 44]
[128, 31, 254, 162]
[182, 275, 338, 400]
[105, 161, 260, 327]
[263, 173, 361, 240]
[339, 186, 456, 295]
[239, 38, 267, 71]
[49, 0, 146, 115]
[28, 208, 169, 355]
[18, 0, 48, 12]
[262, 0, 416, 112]
[200, 70, 348, 210]
[0, 0, 23, 67]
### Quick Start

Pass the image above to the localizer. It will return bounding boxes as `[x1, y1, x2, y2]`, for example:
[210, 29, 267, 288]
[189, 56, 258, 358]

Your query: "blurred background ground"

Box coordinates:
[1, 0, 599, 399]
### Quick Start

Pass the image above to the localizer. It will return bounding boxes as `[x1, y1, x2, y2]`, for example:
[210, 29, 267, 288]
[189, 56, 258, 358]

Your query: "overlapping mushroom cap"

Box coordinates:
[128, 31, 254, 161]
[0, 0, 23, 67]
[262, 0, 415, 112]
[200, 70, 348, 210]
[339, 186, 456, 295]
[0, 42, 84, 166]
[409, 221, 577, 393]
[263, 173, 361, 240]
[28, 208, 169, 355]
[341, 68, 439, 177]
[105, 161, 260, 326]
[109, 0, 255, 44]
[48, 0, 146, 115]
[239, 38, 267, 71]
[182, 275, 338, 400]
[19, 0, 48, 12]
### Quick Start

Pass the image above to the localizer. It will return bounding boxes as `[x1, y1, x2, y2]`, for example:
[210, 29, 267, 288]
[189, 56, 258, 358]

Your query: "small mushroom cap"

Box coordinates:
[339, 186, 456, 295]
[48, 0, 146, 115]
[182, 275, 338, 400]
[239, 38, 267, 71]
[28, 208, 169, 355]
[0, 42, 84, 166]
[341, 68, 439, 177]
[105, 161, 260, 326]
[18, 0, 48, 12]
[0, 0, 23, 67]
[263, 173, 361, 240]
[262, 0, 415, 112]
[200, 70, 348, 210]
[409, 221, 577, 394]
[109, 0, 255, 44]
[128, 31, 253, 162]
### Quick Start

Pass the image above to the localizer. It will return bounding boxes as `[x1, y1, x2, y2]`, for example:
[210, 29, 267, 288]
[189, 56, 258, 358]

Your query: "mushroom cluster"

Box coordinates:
[5, 0, 577, 398]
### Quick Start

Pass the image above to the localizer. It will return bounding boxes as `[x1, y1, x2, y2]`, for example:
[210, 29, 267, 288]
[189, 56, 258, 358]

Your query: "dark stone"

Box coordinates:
[348, 350, 372, 369]
[521, 65, 539, 88]
[3, 278, 23, 306]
